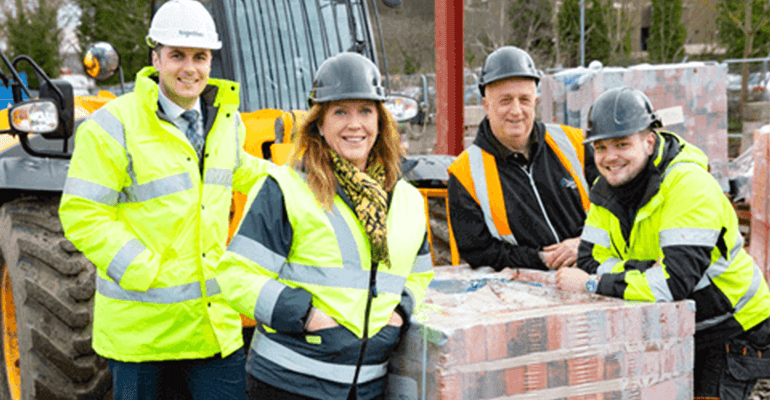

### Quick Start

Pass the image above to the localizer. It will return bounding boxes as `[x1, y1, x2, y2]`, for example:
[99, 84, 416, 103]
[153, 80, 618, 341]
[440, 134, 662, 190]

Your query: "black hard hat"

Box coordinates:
[584, 87, 662, 144]
[479, 46, 540, 97]
[307, 52, 386, 107]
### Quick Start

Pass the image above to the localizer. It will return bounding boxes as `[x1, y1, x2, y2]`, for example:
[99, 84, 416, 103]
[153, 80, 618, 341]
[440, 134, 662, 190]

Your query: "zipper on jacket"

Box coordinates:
[522, 166, 561, 244]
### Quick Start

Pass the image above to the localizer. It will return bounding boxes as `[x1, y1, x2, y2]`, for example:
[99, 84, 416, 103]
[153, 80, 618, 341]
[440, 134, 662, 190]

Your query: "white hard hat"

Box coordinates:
[147, 0, 221, 50]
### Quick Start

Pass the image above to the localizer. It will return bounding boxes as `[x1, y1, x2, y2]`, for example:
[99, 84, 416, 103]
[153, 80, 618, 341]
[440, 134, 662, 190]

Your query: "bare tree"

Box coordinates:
[710, 0, 770, 118]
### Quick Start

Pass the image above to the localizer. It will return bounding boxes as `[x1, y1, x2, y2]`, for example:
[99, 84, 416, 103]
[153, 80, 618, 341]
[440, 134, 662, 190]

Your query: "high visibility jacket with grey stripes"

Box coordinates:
[448, 119, 595, 270]
[216, 166, 434, 399]
[578, 131, 770, 348]
[59, 67, 272, 362]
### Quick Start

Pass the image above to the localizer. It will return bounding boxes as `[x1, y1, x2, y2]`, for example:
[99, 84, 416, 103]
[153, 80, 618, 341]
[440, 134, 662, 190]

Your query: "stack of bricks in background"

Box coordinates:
[539, 63, 728, 168]
[388, 265, 695, 400]
[750, 129, 770, 286]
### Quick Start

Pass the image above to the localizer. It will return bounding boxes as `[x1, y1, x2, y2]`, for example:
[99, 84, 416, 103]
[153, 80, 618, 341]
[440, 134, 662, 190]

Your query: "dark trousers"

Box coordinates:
[246, 374, 385, 400]
[694, 335, 770, 399]
[108, 349, 247, 400]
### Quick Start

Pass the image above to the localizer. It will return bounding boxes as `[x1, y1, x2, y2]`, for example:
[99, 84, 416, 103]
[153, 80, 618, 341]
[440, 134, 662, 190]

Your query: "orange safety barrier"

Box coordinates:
[417, 188, 460, 266]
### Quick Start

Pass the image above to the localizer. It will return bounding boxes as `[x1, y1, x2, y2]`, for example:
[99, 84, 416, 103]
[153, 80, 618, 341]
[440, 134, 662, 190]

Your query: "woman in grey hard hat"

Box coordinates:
[216, 52, 434, 400]
[557, 86, 770, 400]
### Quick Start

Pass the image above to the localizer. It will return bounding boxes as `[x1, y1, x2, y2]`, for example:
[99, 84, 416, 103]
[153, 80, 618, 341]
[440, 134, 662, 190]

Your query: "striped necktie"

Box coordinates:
[180, 109, 204, 159]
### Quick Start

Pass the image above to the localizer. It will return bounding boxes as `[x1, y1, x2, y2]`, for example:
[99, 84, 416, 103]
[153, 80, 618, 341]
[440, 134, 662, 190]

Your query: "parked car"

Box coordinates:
[727, 71, 770, 114]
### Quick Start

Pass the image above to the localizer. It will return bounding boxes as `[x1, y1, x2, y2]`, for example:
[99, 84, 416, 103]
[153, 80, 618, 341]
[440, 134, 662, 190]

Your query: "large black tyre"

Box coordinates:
[0, 196, 111, 400]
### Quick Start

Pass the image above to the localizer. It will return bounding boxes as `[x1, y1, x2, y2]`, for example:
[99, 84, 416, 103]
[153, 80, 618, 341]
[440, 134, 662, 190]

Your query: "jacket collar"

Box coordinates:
[134, 67, 240, 134]
[589, 131, 683, 221]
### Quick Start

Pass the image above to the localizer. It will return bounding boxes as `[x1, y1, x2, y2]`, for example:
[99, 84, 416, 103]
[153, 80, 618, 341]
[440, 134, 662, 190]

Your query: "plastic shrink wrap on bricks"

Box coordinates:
[387, 265, 695, 400]
[751, 130, 770, 286]
[539, 62, 728, 168]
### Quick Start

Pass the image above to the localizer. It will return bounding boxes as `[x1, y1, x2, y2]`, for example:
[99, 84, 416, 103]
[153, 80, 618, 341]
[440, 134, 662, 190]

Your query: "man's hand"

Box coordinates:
[387, 311, 404, 327]
[305, 307, 339, 331]
[541, 237, 581, 270]
[555, 267, 590, 292]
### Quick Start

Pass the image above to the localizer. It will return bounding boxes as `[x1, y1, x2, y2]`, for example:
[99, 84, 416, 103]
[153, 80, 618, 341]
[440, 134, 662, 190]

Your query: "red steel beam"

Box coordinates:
[435, 0, 464, 156]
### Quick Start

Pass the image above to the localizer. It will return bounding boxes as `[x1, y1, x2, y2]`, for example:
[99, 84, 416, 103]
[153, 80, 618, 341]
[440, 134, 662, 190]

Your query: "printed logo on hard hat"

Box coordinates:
[179, 30, 205, 38]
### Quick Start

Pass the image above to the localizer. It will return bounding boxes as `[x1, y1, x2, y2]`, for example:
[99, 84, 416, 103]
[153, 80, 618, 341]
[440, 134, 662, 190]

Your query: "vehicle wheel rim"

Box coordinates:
[2, 266, 21, 400]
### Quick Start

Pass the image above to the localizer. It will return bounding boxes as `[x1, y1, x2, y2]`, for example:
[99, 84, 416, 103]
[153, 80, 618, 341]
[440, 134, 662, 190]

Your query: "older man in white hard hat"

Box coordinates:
[59, 0, 270, 398]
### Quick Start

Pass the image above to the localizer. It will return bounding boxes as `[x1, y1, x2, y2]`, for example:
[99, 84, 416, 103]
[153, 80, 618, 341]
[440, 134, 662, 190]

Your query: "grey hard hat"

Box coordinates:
[584, 87, 662, 144]
[479, 46, 539, 97]
[307, 52, 386, 107]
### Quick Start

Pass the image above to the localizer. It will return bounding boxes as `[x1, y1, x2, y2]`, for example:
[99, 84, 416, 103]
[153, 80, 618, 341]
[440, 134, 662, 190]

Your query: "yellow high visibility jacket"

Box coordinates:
[579, 131, 770, 345]
[59, 66, 272, 362]
[216, 165, 434, 398]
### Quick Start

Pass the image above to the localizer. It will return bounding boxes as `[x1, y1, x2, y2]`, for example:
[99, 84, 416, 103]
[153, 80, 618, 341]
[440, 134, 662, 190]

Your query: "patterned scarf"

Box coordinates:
[330, 150, 391, 268]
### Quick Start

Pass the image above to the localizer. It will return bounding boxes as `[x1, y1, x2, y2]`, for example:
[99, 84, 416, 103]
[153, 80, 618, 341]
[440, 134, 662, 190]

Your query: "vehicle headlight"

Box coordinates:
[10, 100, 59, 134]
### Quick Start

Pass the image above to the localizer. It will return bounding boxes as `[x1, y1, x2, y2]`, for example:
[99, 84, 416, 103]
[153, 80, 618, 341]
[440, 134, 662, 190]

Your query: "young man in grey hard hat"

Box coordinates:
[556, 86, 770, 399]
[59, 0, 271, 398]
[448, 46, 598, 272]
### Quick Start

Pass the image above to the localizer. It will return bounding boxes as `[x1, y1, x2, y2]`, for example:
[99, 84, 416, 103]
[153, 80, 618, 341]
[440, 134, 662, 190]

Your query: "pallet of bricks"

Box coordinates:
[749, 128, 770, 286]
[387, 266, 695, 399]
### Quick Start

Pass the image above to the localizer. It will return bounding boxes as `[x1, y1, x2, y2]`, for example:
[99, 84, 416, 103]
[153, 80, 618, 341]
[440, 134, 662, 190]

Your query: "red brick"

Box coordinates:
[507, 319, 527, 358]
[525, 362, 548, 391]
[547, 314, 564, 351]
[436, 373, 462, 400]
[663, 346, 676, 373]
[605, 308, 624, 343]
[505, 366, 526, 395]
[660, 303, 677, 339]
[677, 301, 696, 338]
[568, 355, 604, 386]
[623, 307, 643, 342]
[465, 325, 486, 364]
[462, 371, 483, 399]
[485, 322, 507, 361]
[643, 350, 662, 376]
[626, 351, 644, 377]
[641, 375, 690, 399]
[547, 359, 568, 388]
[604, 352, 623, 380]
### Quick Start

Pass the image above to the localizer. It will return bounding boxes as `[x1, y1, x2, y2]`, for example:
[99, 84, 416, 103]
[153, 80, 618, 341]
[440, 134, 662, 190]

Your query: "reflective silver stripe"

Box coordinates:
[696, 262, 765, 331]
[253, 333, 388, 384]
[228, 234, 286, 274]
[327, 205, 361, 270]
[467, 145, 517, 245]
[254, 279, 287, 325]
[694, 237, 744, 291]
[582, 225, 610, 248]
[597, 258, 622, 275]
[118, 173, 194, 203]
[204, 169, 233, 187]
[411, 254, 433, 273]
[646, 266, 674, 302]
[107, 239, 146, 284]
[545, 124, 589, 194]
[659, 227, 720, 248]
[63, 177, 120, 206]
[279, 263, 406, 294]
[695, 312, 732, 331]
[96, 276, 206, 304]
[206, 278, 221, 296]
[89, 108, 125, 148]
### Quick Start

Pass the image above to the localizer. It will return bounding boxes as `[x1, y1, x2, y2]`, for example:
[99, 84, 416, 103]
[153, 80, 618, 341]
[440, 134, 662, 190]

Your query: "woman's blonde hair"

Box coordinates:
[288, 100, 403, 210]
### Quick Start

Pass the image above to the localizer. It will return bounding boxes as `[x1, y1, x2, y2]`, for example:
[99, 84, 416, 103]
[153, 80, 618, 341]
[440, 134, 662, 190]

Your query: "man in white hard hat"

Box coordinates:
[59, 0, 270, 398]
